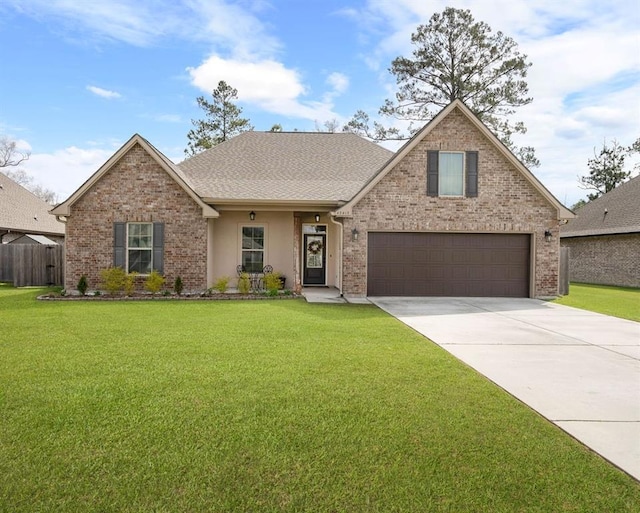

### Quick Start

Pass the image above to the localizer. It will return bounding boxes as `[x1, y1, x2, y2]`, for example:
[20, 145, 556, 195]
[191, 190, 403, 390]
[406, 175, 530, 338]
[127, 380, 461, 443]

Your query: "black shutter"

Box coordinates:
[114, 222, 125, 268]
[152, 222, 164, 274]
[466, 151, 478, 198]
[427, 150, 439, 197]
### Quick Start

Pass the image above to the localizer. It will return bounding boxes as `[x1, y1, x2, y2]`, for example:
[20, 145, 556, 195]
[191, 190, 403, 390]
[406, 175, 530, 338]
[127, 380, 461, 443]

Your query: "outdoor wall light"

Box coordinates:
[249, 211, 256, 221]
[315, 213, 321, 223]
[544, 229, 552, 242]
[351, 228, 359, 241]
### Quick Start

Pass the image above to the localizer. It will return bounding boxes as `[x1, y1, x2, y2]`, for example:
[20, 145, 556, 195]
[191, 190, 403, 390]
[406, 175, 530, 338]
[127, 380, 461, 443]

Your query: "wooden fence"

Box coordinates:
[0, 244, 64, 287]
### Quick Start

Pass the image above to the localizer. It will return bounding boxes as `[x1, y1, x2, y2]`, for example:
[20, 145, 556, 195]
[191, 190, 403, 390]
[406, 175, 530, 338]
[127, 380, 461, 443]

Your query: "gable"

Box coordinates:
[51, 135, 218, 219]
[334, 100, 574, 220]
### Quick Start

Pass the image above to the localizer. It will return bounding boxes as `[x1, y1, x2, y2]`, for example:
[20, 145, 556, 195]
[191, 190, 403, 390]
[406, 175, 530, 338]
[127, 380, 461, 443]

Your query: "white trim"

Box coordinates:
[126, 222, 153, 275]
[438, 151, 465, 197]
[238, 223, 267, 272]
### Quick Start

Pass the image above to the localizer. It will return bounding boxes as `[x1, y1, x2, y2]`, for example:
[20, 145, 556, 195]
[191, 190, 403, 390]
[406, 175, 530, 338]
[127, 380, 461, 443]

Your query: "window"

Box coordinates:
[427, 150, 478, 198]
[113, 222, 164, 274]
[241, 226, 264, 272]
[438, 152, 464, 196]
[128, 223, 153, 274]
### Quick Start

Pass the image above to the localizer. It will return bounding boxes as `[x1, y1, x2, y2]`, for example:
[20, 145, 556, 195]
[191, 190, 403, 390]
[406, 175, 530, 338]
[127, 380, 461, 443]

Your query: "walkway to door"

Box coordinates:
[369, 297, 640, 481]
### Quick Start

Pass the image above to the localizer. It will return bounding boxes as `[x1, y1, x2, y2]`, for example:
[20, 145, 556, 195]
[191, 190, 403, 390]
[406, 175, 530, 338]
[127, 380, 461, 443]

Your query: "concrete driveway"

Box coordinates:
[369, 297, 640, 481]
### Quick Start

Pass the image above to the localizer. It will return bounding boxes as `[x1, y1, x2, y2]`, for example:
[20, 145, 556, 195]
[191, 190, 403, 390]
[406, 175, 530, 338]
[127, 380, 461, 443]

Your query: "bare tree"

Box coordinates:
[0, 136, 30, 168]
[1, 136, 57, 204]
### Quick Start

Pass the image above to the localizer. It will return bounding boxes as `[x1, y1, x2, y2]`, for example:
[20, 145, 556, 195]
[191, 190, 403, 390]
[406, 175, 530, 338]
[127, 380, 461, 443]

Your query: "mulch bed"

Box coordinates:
[38, 292, 300, 301]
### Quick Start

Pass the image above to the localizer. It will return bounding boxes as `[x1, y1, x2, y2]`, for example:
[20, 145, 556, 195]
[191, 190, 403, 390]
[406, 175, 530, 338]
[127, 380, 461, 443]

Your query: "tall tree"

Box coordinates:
[345, 7, 538, 167]
[185, 81, 253, 156]
[1, 136, 57, 204]
[579, 139, 631, 201]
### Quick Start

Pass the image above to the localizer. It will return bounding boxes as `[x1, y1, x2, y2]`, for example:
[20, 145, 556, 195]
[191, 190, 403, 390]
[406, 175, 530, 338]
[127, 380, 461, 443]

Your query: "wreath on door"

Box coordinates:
[307, 240, 323, 255]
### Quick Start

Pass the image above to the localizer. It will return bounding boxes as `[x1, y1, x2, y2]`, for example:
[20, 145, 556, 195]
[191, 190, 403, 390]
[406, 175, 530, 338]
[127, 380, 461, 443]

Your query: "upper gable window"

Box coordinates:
[438, 152, 464, 196]
[427, 150, 478, 198]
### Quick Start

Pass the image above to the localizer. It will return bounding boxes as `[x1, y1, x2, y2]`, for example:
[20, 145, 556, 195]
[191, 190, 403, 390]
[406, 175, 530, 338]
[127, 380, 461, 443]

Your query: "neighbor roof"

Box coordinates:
[0, 172, 65, 236]
[561, 175, 640, 237]
[177, 131, 394, 205]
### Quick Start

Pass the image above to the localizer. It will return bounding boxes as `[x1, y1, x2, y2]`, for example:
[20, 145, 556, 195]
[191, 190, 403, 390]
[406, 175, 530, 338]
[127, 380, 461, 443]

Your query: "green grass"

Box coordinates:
[554, 282, 640, 321]
[1, 285, 639, 512]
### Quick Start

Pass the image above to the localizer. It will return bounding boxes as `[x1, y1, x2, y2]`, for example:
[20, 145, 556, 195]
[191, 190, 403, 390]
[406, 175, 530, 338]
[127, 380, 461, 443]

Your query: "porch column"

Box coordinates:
[293, 213, 302, 293]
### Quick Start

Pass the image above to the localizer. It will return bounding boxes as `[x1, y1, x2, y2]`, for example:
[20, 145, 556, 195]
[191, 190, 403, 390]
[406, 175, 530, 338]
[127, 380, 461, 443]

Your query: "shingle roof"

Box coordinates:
[177, 132, 394, 203]
[0, 172, 65, 236]
[560, 175, 640, 237]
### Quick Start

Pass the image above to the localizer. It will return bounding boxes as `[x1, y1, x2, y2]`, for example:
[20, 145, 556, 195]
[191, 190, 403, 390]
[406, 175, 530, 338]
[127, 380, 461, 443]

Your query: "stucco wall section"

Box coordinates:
[64, 143, 207, 292]
[562, 234, 640, 288]
[342, 107, 560, 298]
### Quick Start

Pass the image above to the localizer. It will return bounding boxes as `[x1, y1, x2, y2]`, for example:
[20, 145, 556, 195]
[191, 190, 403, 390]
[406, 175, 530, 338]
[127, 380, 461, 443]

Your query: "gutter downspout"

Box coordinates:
[329, 214, 343, 296]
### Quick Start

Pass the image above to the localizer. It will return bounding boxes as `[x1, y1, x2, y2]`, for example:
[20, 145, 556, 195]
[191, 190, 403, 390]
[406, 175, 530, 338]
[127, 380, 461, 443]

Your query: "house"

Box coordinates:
[0, 172, 65, 244]
[560, 175, 640, 288]
[51, 100, 574, 297]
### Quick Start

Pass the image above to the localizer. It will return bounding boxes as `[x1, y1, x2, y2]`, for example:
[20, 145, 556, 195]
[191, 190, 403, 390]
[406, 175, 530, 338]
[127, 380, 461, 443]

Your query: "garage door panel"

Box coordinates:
[367, 232, 530, 297]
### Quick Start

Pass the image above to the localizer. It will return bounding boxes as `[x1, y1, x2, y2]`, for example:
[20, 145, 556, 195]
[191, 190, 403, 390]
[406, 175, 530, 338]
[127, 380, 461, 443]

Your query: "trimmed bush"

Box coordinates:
[144, 270, 165, 295]
[123, 272, 138, 296]
[174, 276, 184, 296]
[77, 275, 88, 296]
[237, 273, 251, 294]
[213, 276, 230, 293]
[264, 271, 282, 293]
[100, 267, 126, 295]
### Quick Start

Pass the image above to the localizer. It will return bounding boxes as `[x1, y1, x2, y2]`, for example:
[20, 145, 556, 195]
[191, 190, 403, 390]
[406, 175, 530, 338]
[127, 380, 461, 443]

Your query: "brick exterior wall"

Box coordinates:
[64, 143, 208, 293]
[342, 107, 560, 298]
[561, 234, 640, 288]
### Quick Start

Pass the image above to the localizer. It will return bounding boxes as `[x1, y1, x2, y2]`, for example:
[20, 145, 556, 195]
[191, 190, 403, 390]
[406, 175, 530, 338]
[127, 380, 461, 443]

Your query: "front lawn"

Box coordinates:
[554, 282, 640, 321]
[1, 286, 639, 512]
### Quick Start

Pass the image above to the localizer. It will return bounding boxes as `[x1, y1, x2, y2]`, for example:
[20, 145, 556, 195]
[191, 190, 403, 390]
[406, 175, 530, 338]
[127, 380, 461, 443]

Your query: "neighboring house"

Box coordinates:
[0, 172, 65, 244]
[560, 175, 640, 288]
[51, 100, 574, 297]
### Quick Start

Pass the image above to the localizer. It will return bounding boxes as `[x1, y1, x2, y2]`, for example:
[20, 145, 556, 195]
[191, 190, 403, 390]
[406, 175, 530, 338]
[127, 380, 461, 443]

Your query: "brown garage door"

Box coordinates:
[367, 232, 530, 297]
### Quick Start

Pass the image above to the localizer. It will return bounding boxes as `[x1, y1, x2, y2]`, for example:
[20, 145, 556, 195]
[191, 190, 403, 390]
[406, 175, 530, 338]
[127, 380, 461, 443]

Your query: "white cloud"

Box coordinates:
[86, 85, 122, 99]
[22, 145, 117, 201]
[187, 55, 341, 121]
[4, 0, 279, 54]
[326, 72, 349, 95]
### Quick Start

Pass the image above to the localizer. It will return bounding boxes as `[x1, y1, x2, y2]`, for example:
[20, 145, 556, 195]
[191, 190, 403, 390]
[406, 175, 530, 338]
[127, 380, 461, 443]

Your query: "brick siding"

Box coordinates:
[342, 108, 560, 298]
[561, 234, 640, 288]
[64, 143, 207, 293]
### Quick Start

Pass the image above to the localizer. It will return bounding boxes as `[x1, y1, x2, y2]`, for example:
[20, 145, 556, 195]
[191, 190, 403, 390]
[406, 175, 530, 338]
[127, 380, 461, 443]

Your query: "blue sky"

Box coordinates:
[1, 0, 638, 206]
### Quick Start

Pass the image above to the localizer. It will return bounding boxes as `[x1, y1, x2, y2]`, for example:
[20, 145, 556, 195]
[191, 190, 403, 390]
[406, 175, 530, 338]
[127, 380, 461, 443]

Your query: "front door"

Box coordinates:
[303, 233, 326, 285]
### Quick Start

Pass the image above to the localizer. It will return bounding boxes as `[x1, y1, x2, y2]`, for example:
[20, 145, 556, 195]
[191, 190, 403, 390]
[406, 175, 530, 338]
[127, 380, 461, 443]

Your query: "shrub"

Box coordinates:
[263, 271, 282, 293]
[77, 275, 88, 296]
[144, 270, 165, 295]
[237, 273, 251, 294]
[174, 276, 184, 296]
[123, 272, 138, 296]
[100, 267, 126, 295]
[213, 276, 230, 293]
